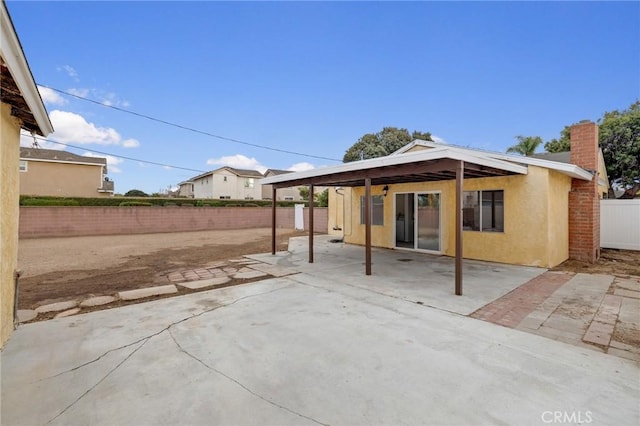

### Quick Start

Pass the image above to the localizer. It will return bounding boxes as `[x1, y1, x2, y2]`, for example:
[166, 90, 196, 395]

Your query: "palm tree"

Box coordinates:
[506, 135, 543, 156]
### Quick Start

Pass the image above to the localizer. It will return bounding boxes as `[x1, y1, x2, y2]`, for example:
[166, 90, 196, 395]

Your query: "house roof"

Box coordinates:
[263, 169, 292, 177]
[20, 147, 107, 166]
[0, 2, 53, 136]
[261, 138, 598, 189]
[224, 167, 264, 178]
[530, 151, 571, 163]
[261, 145, 529, 188]
[189, 166, 264, 182]
[393, 140, 593, 181]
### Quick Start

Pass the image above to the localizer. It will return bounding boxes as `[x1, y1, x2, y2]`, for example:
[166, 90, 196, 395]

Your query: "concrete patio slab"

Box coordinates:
[249, 236, 545, 315]
[176, 276, 231, 290]
[2, 272, 638, 425]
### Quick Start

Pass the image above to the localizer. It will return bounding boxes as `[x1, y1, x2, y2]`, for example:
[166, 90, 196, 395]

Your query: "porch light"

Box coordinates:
[383, 185, 389, 197]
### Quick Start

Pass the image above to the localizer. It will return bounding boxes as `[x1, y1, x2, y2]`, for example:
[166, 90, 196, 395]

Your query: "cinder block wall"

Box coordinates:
[19, 207, 328, 238]
[568, 121, 600, 262]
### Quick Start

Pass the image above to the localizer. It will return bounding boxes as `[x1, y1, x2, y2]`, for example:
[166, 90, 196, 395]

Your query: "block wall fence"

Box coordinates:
[19, 206, 328, 238]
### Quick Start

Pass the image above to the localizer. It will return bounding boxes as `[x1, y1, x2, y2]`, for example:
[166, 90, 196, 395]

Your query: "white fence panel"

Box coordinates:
[600, 199, 640, 250]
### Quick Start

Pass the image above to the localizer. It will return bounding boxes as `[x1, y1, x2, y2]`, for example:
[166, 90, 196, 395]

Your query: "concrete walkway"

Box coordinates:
[473, 272, 640, 361]
[2, 237, 639, 425]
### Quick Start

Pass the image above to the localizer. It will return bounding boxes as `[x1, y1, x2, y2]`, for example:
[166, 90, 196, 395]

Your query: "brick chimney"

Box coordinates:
[568, 120, 600, 262]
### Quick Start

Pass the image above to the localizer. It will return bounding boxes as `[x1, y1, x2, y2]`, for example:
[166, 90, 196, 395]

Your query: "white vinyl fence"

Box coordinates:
[600, 199, 640, 250]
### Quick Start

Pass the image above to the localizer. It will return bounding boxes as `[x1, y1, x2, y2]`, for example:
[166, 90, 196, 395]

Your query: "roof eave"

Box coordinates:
[0, 3, 53, 136]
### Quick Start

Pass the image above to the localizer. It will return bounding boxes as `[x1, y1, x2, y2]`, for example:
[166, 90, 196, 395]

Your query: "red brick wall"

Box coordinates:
[19, 206, 328, 238]
[568, 121, 600, 262]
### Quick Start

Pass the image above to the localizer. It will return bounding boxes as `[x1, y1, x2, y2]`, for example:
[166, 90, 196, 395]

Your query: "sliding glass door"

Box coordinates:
[416, 193, 440, 252]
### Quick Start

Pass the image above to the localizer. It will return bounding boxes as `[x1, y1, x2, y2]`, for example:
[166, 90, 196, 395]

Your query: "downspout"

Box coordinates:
[13, 269, 22, 328]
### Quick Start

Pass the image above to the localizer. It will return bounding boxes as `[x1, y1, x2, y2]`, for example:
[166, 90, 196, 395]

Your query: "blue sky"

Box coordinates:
[7, 1, 639, 194]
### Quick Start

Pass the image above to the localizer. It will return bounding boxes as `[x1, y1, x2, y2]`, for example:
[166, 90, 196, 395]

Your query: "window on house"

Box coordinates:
[463, 190, 504, 232]
[360, 195, 384, 226]
[19, 160, 27, 172]
[219, 196, 231, 200]
[284, 196, 294, 201]
[223, 176, 227, 182]
[245, 178, 254, 188]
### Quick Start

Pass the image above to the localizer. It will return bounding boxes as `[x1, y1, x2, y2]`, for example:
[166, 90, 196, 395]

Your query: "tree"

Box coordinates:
[298, 187, 309, 200]
[343, 127, 432, 163]
[124, 189, 148, 197]
[544, 126, 571, 153]
[315, 189, 329, 207]
[542, 101, 640, 198]
[599, 101, 640, 198]
[506, 135, 543, 156]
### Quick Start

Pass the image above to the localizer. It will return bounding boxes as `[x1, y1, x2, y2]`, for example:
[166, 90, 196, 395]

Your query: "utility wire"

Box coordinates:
[39, 84, 343, 163]
[28, 135, 207, 173]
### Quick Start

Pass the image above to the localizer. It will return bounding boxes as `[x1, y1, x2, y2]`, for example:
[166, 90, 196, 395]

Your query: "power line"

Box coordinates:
[39, 84, 343, 163]
[28, 135, 207, 173]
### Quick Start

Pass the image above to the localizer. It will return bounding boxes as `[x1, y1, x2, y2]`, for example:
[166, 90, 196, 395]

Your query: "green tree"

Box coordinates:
[124, 189, 149, 197]
[298, 187, 309, 200]
[343, 127, 432, 163]
[506, 135, 543, 156]
[544, 126, 571, 153]
[315, 189, 329, 207]
[599, 101, 640, 198]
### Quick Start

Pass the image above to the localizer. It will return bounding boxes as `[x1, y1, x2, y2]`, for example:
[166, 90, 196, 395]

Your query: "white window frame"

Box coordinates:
[19, 160, 27, 172]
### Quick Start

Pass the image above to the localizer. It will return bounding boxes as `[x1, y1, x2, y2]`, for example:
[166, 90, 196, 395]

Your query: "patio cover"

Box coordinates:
[262, 146, 528, 295]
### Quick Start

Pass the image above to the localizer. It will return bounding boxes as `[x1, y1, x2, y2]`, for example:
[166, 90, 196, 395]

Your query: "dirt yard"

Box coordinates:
[18, 228, 305, 309]
[18, 230, 640, 314]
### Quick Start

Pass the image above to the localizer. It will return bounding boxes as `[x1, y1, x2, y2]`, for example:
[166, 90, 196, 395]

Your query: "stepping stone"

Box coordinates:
[17, 309, 37, 323]
[232, 270, 268, 279]
[118, 285, 178, 301]
[35, 300, 78, 314]
[177, 276, 231, 290]
[55, 308, 81, 319]
[80, 295, 117, 307]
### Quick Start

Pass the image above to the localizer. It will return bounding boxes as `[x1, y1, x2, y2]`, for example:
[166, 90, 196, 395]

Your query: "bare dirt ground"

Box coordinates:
[552, 248, 640, 276]
[18, 228, 305, 309]
[18, 231, 640, 322]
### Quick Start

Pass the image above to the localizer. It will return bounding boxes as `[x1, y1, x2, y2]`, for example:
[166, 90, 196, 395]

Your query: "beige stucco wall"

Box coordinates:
[328, 165, 572, 268]
[20, 160, 108, 197]
[1, 103, 21, 346]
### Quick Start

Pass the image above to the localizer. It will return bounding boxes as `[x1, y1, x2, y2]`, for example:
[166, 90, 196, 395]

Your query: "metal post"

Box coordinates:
[455, 161, 464, 295]
[271, 186, 276, 255]
[309, 184, 314, 263]
[365, 178, 372, 275]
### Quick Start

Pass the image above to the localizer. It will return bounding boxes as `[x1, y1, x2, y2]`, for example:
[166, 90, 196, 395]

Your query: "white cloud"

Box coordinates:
[431, 135, 447, 144]
[288, 162, 315, 172]
[67, 87, 130, 108]
[47, 110, 140, 148]
[37, 86, 67, 106]
[207, 154, 267, 173]
[68, 88, 89, 97]
[59, 65, 79, 81]
[122, 139, 140, 148]
[83, 152, 123, 173]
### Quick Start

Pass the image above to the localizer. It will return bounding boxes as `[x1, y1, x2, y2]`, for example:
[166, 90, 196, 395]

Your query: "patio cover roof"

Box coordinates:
[264, 146, 533, 297]
[262, 146, 528, 188]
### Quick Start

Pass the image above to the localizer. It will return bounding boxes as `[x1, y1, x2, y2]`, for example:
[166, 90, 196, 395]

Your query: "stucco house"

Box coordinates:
[1, 0, 54, 347]
[261, 169, 306, 201]
[190, 166, 264, 200]
[262, 121, 607, 294]
[19, 147, 114, 197]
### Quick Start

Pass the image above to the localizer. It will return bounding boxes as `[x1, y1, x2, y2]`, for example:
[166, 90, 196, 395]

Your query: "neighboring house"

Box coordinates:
[177, 179, 194, 198]
[19, 147, 114, 197]
[191, 167, 263, 200]
[1, 0, 54, 347]
[263, 121, 607, 271]
[261, 169, 305, 201]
